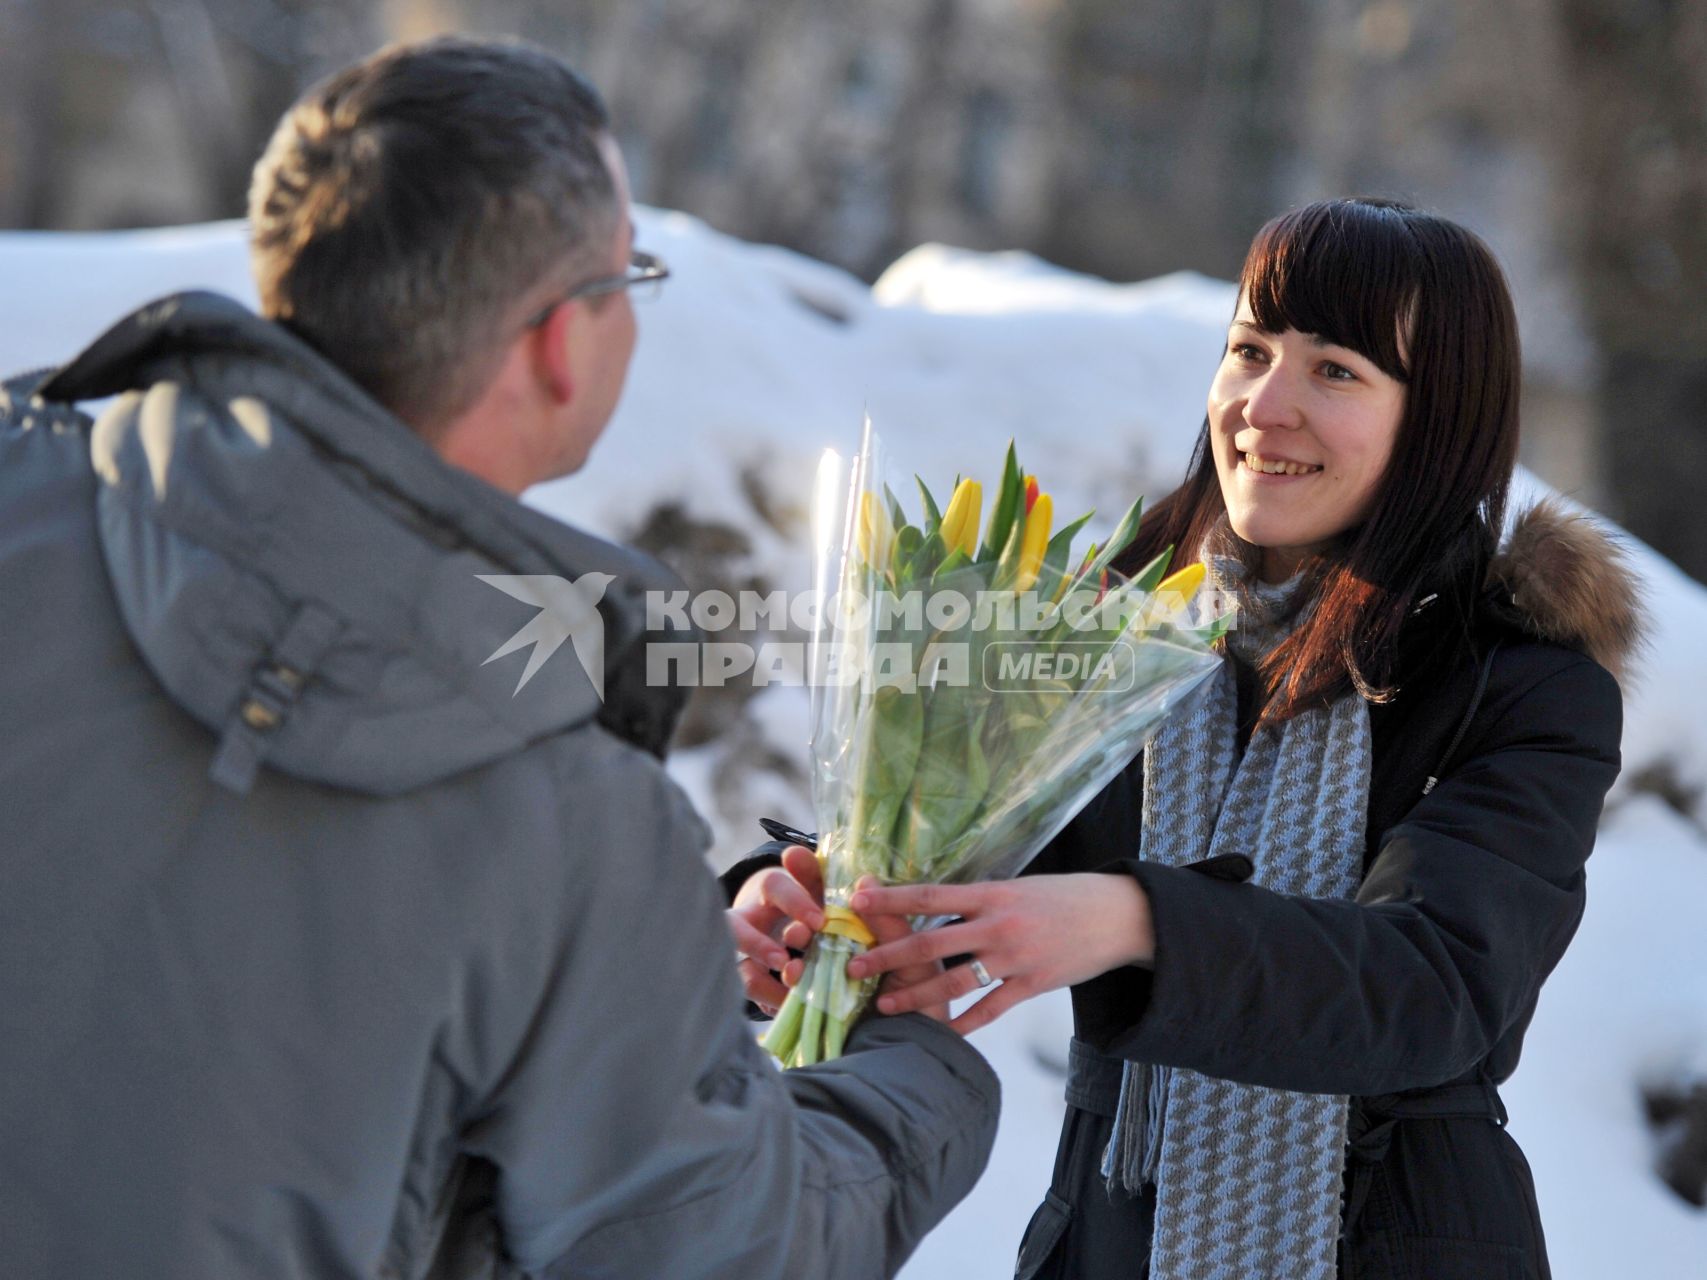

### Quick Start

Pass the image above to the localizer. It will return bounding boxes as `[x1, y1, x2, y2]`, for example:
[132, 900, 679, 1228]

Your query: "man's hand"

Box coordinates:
[726, 845, 825, 1015]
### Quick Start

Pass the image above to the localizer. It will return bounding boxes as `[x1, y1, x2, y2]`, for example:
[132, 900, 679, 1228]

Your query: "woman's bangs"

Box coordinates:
[1240, 203, 1417, 382]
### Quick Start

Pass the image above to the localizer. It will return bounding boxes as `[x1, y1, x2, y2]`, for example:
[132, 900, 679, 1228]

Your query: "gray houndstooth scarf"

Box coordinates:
[1101, 523, 1372, 1279]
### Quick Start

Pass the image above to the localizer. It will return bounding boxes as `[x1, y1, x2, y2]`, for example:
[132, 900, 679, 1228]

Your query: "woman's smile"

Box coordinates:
[1236, 450, 1325, 479]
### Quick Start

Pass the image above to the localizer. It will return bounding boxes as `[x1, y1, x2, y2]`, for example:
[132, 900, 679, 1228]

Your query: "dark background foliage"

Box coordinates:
[3, 0, 1703, 578]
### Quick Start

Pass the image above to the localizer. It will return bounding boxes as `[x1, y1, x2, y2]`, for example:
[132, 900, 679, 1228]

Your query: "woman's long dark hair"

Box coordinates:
[1117, 198, 1521, 726]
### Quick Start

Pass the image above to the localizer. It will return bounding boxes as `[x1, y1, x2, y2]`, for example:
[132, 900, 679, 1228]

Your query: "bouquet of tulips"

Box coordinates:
[760, 426, 1228, 1066]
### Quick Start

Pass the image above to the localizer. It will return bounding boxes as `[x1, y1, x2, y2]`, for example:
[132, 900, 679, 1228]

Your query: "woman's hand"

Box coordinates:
[727, 845, 825, 1015]
[845, 873, 1155, 1035]
[854, 875, 954, 1027]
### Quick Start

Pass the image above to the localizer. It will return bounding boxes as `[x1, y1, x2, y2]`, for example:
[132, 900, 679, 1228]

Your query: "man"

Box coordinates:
[0, 36, 997, 1279]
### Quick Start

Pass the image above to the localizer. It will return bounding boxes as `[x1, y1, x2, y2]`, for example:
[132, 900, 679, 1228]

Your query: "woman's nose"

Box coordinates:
[1242, 368, 1304, 432]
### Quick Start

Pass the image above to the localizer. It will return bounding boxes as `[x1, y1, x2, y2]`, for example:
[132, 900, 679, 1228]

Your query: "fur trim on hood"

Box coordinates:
[1486, 498, 1649, 687]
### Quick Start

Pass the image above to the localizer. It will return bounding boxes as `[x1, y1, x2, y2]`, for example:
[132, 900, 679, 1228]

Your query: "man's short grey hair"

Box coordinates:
[248, 36, 619, 431]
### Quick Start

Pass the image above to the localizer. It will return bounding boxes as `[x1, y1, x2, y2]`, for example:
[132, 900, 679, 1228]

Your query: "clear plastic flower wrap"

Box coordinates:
[761, 424, 1228, 1066]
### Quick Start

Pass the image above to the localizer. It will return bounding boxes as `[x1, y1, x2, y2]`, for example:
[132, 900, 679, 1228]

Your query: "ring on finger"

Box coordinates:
[969, 958, 995, 989]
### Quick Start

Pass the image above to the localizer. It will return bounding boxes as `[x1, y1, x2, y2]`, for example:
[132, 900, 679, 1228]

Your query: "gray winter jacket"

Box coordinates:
[0, 293, 999, 1280]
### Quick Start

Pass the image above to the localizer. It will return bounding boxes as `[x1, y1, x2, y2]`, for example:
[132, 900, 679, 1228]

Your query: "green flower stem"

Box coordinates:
[795, 949, 834, 1066]
[760, 981, 806, 1060]
[823, 954, 850, 1061]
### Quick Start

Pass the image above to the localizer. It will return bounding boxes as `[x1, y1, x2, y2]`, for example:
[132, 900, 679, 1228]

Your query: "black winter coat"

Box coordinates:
[1015, 502, 1641, 1280]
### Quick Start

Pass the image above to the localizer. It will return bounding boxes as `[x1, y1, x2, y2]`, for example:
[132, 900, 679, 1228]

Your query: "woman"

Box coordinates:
[728, 198, 1644, 1278]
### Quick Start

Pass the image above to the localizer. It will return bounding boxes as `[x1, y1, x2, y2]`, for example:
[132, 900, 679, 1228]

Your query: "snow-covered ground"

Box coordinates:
[3, 213, 1704, 1275]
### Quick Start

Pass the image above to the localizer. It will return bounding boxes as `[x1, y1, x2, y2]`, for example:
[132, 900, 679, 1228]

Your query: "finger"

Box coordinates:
[760, 867, 825, 932]
[781, 921, 814, 952]
[848, 876, 966, 973]
[949, 979, 1030, 1036]
[857, 878, 913, 948]
[864, 906, 912, 948]
[727, 911, 791, 971]
[851, 881, 989, 920]
[729, 911, 791, 969]
[873, 958, 992, 1016]
[737, 959, 789, 1011]
[847, 923, 979, 980]
[872, 970, 960, 1016]
[782, 956, 805, 988]
[728, 868, 774, 913]
[781, 844, 826, 905]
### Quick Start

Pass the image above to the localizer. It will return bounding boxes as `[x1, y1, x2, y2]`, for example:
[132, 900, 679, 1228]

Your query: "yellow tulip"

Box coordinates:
[1013, 493, 1052, 592]
[1156, 562, 1205, 604]
[939, 479, 982, 559]
[857, 491, 894, 567]
[1133, 566, 1215, 638]
[1137, 562, 1207, 631]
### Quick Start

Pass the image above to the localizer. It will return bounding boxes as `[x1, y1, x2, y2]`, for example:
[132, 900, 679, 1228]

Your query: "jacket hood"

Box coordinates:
[1486, 497, 1648, 687]
[38, 291, 689, 796]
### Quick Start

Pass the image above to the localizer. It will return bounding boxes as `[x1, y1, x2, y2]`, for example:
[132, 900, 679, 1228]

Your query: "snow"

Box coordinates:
[1500, 796, 1707, 1276]
[4, 211, 1705, 1275]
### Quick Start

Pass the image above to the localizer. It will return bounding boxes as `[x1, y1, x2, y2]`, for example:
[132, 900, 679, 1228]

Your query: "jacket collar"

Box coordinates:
[44, 291, 689, 794]
[1398, 498, 1648, 691]
[1483, 497, 1647, 687]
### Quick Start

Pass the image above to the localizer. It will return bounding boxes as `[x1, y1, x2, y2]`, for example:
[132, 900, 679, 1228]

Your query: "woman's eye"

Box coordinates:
[1229, 342, 1266, 363]
[1320, 361, 1357, 382]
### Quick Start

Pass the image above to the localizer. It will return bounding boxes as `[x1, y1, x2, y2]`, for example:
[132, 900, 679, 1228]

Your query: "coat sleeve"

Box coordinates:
[1087, 650, 1622, 1097]
[458, 735, 999, 1280]
[718, 840, 789, 903]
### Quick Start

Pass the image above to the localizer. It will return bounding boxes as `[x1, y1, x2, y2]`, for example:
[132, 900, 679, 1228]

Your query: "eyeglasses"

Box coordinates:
[527, 249, 670, 327]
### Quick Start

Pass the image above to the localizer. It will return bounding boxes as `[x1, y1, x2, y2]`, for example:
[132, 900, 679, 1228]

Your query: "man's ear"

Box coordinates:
[530, 303, 576, 405]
